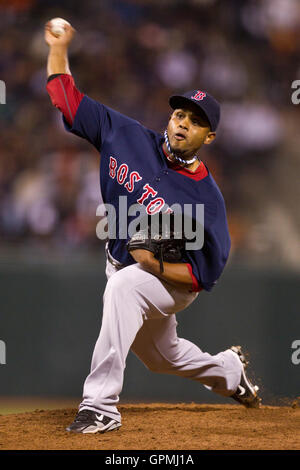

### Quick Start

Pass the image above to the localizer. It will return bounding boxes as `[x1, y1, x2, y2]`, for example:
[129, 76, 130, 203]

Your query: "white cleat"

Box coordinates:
[230, 345, 262, 409]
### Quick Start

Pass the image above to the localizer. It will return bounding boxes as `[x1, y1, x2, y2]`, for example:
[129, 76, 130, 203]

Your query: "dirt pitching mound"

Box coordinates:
[0, 403, 299, 450]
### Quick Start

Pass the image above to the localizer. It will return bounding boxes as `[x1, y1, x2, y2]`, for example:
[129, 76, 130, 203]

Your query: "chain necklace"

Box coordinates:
[164, 130, 198, 166]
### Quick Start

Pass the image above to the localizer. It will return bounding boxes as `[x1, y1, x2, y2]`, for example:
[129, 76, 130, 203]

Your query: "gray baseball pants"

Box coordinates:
[79, 258, 243, 423]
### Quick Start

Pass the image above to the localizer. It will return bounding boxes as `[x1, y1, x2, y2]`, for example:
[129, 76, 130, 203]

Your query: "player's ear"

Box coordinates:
[204, 132, 216, 145]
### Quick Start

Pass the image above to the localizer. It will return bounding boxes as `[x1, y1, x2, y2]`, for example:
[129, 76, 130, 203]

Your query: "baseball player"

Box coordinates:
[45, 22, 261, 434]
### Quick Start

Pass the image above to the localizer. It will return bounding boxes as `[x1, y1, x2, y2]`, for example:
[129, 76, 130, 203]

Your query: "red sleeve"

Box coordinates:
[186, 263, 203, 292]
[46, 74, 84, 125]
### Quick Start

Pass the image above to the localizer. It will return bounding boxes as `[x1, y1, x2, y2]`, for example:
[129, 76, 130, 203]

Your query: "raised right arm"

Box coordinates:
[45, 21, 75, 76]
[44, 22, 135, 148]
[45, 21, 83, 126]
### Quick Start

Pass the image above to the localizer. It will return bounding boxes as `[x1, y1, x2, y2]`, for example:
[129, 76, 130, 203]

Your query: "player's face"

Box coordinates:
[167, 108, 216, 157]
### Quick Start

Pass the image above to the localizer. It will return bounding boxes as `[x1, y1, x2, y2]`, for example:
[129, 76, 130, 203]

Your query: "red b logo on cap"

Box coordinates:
[191, 90, 206, 101]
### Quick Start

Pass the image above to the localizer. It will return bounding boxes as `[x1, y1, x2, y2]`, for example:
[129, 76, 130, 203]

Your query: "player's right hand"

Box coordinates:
[44, 21, 76, 47]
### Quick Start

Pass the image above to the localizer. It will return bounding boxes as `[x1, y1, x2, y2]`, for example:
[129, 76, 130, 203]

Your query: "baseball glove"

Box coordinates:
[126, 212, 186, 273]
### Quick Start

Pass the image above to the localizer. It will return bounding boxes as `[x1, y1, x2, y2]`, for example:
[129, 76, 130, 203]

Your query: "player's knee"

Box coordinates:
[104, 267, 136, 299]
[105, 272, 124, 297]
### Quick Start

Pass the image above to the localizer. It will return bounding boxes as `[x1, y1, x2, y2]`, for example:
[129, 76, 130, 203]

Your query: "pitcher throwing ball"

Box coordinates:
[45, 20, 261, 434]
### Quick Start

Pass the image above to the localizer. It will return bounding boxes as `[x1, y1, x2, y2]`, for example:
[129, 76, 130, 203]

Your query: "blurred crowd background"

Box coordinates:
[0, 0, 299, 268]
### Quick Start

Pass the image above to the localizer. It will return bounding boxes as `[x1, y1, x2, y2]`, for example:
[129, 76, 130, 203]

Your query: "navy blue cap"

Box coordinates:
[169, 90, 221, 132]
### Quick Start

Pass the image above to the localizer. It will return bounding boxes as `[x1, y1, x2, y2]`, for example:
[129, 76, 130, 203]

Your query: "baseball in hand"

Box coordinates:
[50, 17, 71, 37]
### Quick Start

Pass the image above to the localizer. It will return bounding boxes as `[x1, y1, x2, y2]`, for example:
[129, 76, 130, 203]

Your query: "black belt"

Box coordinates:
[105, 243, 125, 269]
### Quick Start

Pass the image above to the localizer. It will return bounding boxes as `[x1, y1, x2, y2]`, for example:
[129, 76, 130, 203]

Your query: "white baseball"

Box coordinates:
[50, 17, 70, 36]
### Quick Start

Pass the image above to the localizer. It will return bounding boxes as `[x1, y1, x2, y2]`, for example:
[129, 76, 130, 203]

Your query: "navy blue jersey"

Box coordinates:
[64, 95, 231, 291]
